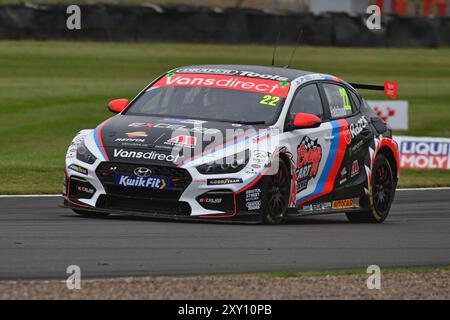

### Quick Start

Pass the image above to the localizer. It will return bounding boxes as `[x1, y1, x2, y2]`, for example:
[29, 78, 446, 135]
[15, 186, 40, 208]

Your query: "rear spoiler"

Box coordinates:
[349, 81, 398, 100]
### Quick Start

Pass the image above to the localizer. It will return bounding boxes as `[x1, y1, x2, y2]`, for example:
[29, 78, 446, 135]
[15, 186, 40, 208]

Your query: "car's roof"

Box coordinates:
[173, 65, 314, 82]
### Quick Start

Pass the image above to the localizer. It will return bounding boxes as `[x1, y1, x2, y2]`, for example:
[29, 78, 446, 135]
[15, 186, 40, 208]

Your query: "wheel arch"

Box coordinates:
[378, 145, 399, 182]
[278, 152, 293, 178]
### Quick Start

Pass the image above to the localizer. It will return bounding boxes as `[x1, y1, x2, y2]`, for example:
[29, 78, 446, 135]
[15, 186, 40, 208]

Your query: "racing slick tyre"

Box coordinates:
[346, 154, 395, 224]
[72, 209, 110, 218]
[261, 160, 290, 225]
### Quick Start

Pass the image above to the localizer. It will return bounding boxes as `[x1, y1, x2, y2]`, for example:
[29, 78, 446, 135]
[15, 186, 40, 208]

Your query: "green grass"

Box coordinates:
[0, 41, 450, 193]
[264, 265, 450, 278]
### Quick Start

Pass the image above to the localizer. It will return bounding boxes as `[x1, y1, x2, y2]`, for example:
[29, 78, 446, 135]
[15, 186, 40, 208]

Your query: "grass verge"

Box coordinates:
[0, 41, 449, 193]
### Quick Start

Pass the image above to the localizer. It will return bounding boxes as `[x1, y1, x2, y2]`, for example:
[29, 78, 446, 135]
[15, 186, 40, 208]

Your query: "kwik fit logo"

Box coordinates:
[115, 175, 170, 190]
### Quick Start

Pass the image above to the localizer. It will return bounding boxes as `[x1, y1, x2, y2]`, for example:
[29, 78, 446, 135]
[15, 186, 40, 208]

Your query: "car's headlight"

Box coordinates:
[196, 150, 249, 175]
[76, 140, 97, 164]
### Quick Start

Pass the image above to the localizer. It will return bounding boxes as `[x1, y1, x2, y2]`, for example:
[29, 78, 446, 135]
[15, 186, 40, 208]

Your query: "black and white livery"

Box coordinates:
[63, 65, 399, 224]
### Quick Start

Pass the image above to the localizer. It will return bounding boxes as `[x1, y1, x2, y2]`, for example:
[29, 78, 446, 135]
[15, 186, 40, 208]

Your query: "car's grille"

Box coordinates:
[95, 162, 192, 214]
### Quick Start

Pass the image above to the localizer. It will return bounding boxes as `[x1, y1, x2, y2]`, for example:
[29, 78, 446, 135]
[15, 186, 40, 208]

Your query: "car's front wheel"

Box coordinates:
[260, 160, 291, 225]
[72, 209, 110, 219]
[346, 154, 396, 223]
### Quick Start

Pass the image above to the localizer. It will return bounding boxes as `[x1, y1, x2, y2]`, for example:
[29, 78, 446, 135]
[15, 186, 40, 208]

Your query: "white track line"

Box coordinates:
[397, 187, 450, 191]
[0, 187, 449, 198]
[0, 194, 60, 198]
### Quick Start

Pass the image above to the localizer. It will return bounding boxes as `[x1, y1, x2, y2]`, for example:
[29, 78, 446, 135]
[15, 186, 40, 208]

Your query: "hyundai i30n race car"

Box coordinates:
[63, 65, 399, 224]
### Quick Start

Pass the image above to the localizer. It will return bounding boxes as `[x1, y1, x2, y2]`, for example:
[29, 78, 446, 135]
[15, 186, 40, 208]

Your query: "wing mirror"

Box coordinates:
[108, 99, 129, 114]
[292, 113, 321, 129]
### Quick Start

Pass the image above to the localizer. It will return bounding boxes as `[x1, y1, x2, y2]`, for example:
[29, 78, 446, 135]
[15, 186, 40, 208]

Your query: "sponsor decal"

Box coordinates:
[330, 105, 347, 118]
[70, 135, 84, 147]
[349, 116, 369, 139]
[301, 202, 331, 212]
[199, 197, 222, 204]
[128, 122, 220, 134]
[153, 73, 290, 97]
[68, 164, 88, 175]
[129, 122, 154, 128]
[296, 136, 322, 192]
[115, 138, 145, 143]
[246, 200, 261, 210]
[343, 125, 352, 144]
[246, 188, 261, 201]
[340, 167, 348, 178]
[77, 186, 95, 194]
[351, 160, 360, 178]
[113, 149, 180, 163]
[162, 118, 207, 125]
[246, 151, 270, 174]
[339, 167, 348, 185]
[115, 175, 170, 190]
[207, 178, 243, 185]
[332, 199, 354, 209]
[251, 151, 269, 165]
[126, 131, 147, 138]
[174, 68, 290, 82]
[398, 139, 450, 169]
[349, 140, 364, 156]
[134, 167, 152, 177]
[165, 135, 197, 148]
[321, 202, 332, 210]
[66, 148, 77, 159]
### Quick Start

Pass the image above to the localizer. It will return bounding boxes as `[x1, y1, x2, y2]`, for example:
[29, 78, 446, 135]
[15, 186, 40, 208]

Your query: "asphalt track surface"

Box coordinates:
[0, 189, 449, 280]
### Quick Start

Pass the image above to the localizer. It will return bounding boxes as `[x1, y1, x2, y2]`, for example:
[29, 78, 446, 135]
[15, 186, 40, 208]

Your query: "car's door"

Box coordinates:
[318, 82, 372, 196]
[343, 88, 374, 186]
[285, 83, 339, 206]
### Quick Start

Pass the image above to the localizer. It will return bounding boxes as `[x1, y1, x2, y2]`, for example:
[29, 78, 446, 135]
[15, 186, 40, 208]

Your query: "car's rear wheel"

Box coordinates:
[261, 160, 290, 225]
[72, 209, 110, 218]
[346, 154, 395, 223]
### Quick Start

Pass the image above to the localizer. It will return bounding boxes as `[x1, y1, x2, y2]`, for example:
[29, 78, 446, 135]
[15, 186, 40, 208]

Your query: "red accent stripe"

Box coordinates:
[323, 118, 348, 193]
[379, 137, 400, 178]
[199, 212, 237, 219]
[96, 120, 110, 161]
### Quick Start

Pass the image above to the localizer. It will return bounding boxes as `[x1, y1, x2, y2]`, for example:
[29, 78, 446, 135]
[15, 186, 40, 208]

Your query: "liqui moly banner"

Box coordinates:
[394, 136, 450, 170]
[367, 101, 409, 130]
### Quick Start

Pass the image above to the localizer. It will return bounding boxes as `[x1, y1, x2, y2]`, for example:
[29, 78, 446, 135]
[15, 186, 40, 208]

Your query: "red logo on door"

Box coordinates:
[342, 126, 351, 144]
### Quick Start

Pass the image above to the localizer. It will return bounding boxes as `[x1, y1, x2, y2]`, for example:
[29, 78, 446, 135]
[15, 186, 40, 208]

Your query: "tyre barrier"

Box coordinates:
[0, 4, 449, 47]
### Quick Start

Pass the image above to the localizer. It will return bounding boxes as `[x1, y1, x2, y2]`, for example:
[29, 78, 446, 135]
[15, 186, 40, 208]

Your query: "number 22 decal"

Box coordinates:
[260, 95, 280, 107]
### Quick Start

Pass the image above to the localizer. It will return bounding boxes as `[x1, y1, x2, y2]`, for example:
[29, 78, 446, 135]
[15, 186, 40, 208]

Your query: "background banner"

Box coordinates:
[367, 100, 409, 130]
[394, 135, 450, 170]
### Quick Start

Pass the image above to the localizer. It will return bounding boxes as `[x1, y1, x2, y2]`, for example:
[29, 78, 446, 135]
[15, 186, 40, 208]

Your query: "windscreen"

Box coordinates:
[124, 73, 291, 124]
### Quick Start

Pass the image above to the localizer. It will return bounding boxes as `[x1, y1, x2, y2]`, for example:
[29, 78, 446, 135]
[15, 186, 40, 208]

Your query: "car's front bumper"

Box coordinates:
[63, 158, 267, 222]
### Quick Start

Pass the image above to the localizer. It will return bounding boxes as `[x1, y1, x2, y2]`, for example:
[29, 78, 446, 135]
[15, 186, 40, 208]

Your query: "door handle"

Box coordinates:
[325, 135, 335, 141]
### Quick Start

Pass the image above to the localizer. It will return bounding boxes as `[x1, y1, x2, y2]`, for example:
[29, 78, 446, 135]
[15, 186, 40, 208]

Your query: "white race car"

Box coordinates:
[63, 65, 399, 224]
